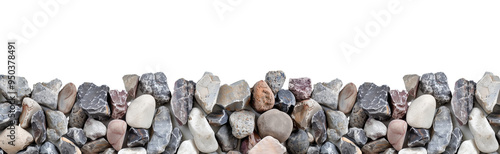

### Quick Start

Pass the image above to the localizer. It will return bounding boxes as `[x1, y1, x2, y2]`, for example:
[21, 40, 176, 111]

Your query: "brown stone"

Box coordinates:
[58, 83, 77, 114]
[403, 74, 420, 101]
[291, 99, 322, 129]
[389, 90, 408, 119]
[362, 138, 391, 154]
[122, 74, 139, 101]
[251, 80, 275, 113]
[338, 82, 357, 114]
[107, 119, 127, 151]
[81, 138, 111, 154]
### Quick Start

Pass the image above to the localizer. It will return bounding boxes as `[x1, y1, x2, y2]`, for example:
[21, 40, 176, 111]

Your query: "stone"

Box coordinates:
[489, 114, 500, 126]
[122, 74, 139, 101]
[147, 106, 173, 153]
[177, 140, 198, 154]
[307, 145, 320, 154]
[229, 110, 255, 139]
[286, 130, 310, 154]
[40, 142, 59, 154]
[451, 78, 475, 125]
[389, 90, 408, 119]
[163, 127, 183, 154]
[361, 138, 391, 154]
[274, 89, 296, 114]
[357, 82, 391, 120]
[475, 72, 500, 114]
[0, 125, 33, 154]
[107, 119, 127, 151]
[109, 90, 128, 119]
[387, 119, 407, 151]
[20, 97, 42, 128]
[312, 79, 342, 109]
[194, 72, 221, 114]
[17, 145, 38, 154]
[457, 140, 479, 154]
[77, 82, 111, 120]
[216, 125, 238, 152]
[58, 82, 77, 114]
[399, 147, 427, 154]
[339, 137, 361, 154]
[324, 109, 348, 142]
[228, 151, 241, 154]
[407, 127, 431, 147]
[257, 109, 293, 143]
[45, 109, 68, 136]
[406, 94, 436, 129]
[346, 127, 367, 147]
[46, 128, 61, 145]
[84, 118, 107, 140]
[171, 78, 195, 126]
[363, 118, 386, 140]
[31, 110, 46, 144]
[59, 137, 81, 154]
[291, 99, 322, 129]
[65, 127, 86, 147]
[427, 106, 453, 153]
[188, 107, 218, 153]
[468, 107, 499, 153]
[118, 147, 147, 154]
[403, 74, 420, 100]
[126, 127, 149, 147]
[444, 127, 463, 154]
[419, 72, 452, 105]
[240, 132, 261, 154]
[311, 110, 327, 144]
[31, 78, 62, 110]
[0, 103, 21, 130]
[126, 94, 156, 128]
[338, 82, 357, 114]
[0, 75, 31, 104]
[265, 70, 286, 94]
[100, 148, 116, 154]
[68, 100, 87, 128]
[81, 138, 111, 154]
[217, 80, 251, 111]
[139, 72, 172, 106]
[320, 142, 339, 154]
[349, 103, 367, 128]
[206, 109, 229, 126]
[381, 148, 396, 154]
[289, 77, 313, 101]
[251, 80, 275, 113]
[307, 132, 314, 143]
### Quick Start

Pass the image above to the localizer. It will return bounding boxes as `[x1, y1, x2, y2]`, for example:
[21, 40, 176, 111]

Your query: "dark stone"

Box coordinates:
[451, 78, 476, 126]
[77, 82, 110, 120]
[349, 103, 367, 128]
[0, 75, 31, 104]
[287, 129, 310, 154]
[31, 110, 46, 145]
[147, 106, 173, 153]
[307, 145, 320, 154]
[109, 90, 128, 119]
[139, 72, 172, 106]
[240, 132, 261, 154]
[311, 110, 327, 144]
[361, 138, 391, 154]
[46, 128, 61, 145]
[171, 78, 195, 126]
[0, 103, 21, 130]
[487, 114, 500, 126]
[216, 125, 238, 152]
[40, 142, 59, 154]
[274, 89, 296, 114]
[206, 109, 229, 126]
[163, 127, 183, 154]
[357, 82, 391, 120]
[443, 127, 463, 154]
[419, 72, 452, 105]
[381, 148, 396, 154]
[427, 106, 453, 154]
[389, 90, 408, 119]
[265, 70, 286, 94]
[127, 127, 150, 147]
[65, 127, 87, 147]
[17, 146, 39, 154]
[122, 74, 139, 101]
[346, 127, 367, 147]
[45, 109, 68, 137]
[100, 148, 116, 154]
[58, 137, 80, 154]
[81, 138, 111, 154]
[288, 77, 313, 101]
[407, 127, 430, 147]
[68, 101, 87, 128]
[340, 137, 361, 154]
[320, 141, 339, 154]
[31, 79, 62, 110]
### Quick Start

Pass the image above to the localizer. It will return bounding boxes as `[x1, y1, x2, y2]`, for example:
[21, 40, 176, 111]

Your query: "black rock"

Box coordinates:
[274, 89, 296, 114]
[407, 127, 430, 147]
[59, 137, 80, 154]
[215, 125, 238, 152]
[349, 103, 367, 128]
[171, 78, 195, 126]
[443, 127, 463, 154]
[65, 127, 87, 147]
[320, 141, 339, 154]
[139, 72, 172, 106]
[127, 127, 150, 147]
[0, 103, 21, 130]
[163, 127, 183, 154]
[419, 72, 452, 105]
[345, 127, 367, 147]
[206, 109, 229, 126]
[287, 129, 310, 154]
[357, 83, 391, 120]
[311, 110, 327, 144]
[77, 82, 110, 120]
[147, 106, 173, 153]
[40, 141, 59, 154]
[31, 110, 46, 145]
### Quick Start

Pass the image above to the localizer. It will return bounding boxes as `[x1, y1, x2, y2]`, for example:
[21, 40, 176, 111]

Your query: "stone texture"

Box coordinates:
[357, 82, 391, 120]
[468, 107, 499, 153]
[58, 137, 81, 154]
[46, 128, 61, 145]
[118, 147, 147, 154]
[289, 77, 313, 101]
[65, 127, 86, 147]
[101, 148, 116, 154]
[126, 94, 156, 129]
[338, 82, 357, 114]
[451, 78, 475, 125]
[389, 90, 408, 119]
[312, 79, 342, 109]
[286, 129, 310, 154]
[127, 127, 149, 147]
[427, 106, 453, 153]
[195, 72, 221, 114]
[163, 127, 183, 154]
[339, 137, 361, 154]
[19, 97, 42, 129]
[107, 119, 127, 151]
[362, 138, 391, 154]
[84, 118, 107, 140]
[324, 109, 348, 142]
[0, 125, 33, 154]
[109, 90, 128, 119]
[444, 127, 463, 154]
[68, 100, 87, 128]
[206, 109, 229, 126]
[147, 106, 173, 153]
[0, 75, 31, 104]
[188, 107, 218, 153]
[349, 102, 367, 128]
[216, 125, 238, 152]
[265, 70, 286, 94]
[381, 148, 396, 154]
[229, 110, 255, 139]
[171, 78, 195, 126]
[251, 80, 275, 113]
[291, 99, 322, 129]
[406, 94, 436, 129]
[487, 113, 500, 126]
[31, 78, 62, 110]
[399, 147, 427, 154]
[139, 72, 172, 106]
[217, 80, 251, 111]
[407, 127, 430, 147]
[457, 140, 479, 154]
[248, 136, 286, 154]
[45, 109, 68, 136]
[274, 89, 296, 114]
[419, 72, 452, 105]
[307, 145, 320, 154]
[31, 110, 46, 145]
[81, 138, 111, 154]
[320, 142, 339, 154]
[387, 119, 407, 151]
[363, 118, 386, 140]
[40, 142, 59, 154]
[58, 82, 77, 114]
[346, 127, 367, 147]
[475, 72, 500, 114]
[122, 74, 139, 101]
[311, 110, 327, 144]
[77, 82, 111, 120]
[177, 140, 198, 154]
[0, 103, 21, 130]
[403, 74, 420, 101]
[240, 132, 261, 154]
[257, 109, 293, 143]
[17, 145, 38, 154]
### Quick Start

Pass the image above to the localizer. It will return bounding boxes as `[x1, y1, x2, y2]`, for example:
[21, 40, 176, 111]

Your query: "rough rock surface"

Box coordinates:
[286, 130, 310, 154]
[265, 70, 286, 94]
[403, 74, 420, 101]
[147, 106, 173, 153]
[364, 118, 387, 140]
[109, 90, 128, 119]
[31, 79, 62, 110]
[475, 72, 500, 114]
[229, 110, 255, 139]
[451, 78, 475, 125]
[291, 99, 322, 129]
[195, 72, 221, 114]
[289, 77, 313, 101]
[419, 72, 452, 105]
[427, 106, 453, 154]
[324, 109, 348, 142]
[77, 82, 111, 120]
[171, 78, 196, 126]
[312, 79, 342, 109]
[251, 80, 275, 113]
[357, 82, 391, 120]
[139, 72, 172, 106]
[389, 90, 408, 119]
[217, 80, 251, 111]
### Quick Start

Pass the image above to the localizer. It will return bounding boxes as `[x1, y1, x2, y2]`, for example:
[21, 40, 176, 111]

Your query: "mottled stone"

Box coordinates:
[100, 148, 116, 154]
[257, 109, 293, 143]
[265, 70, 286, 94]
[431, 108, 458, 153]
[419, 72, 452, 105]
[444, 127, 463, 154]
[320, 141, 339, 154]
[457, 140, 479, 154]
[19, 98, 42, 129]
[84, 118, 107, 140]
[59, 137, 81, 154]
[363, 118, 386, 140]
[406, 94, 436, 129]
[46, 128, 61, 145]
[346, 127, 367, 147]
[163, 127, 183, 154]
[307, 145, 320, 154]
[139, 72, 172, 106]
[0, 103, 21, 130]
[311, 110, 327, 144]
[0, 125, 33, 154]
[118, 147, 147, 154]
[451, 78, 475, 125]
[324, 109, 348, 142]
[399, 147, 427, 154]
[81, 138, 111, 154]
[65, 127, 86, 147]
[126, 94, 156, 129]
[177, 140, 198, 154]
[31, 79, 62, 110]
[122, 74, 139, 101]
[403, 74, 420, 101]
[18, 145, 39, 154]
[338, 82, 357, 114]
[107, 119, 127, 151]
[171, 78, 195, 126]
[289, 77, 313, 101]
[0, 75, 31, 104]
[389, 90, 408, 119]
[349, 103, 367, 128]
[312, 79, 342, 109]
[109, 90, 128, 119]
[45, 109, 68, 136]
[195, 72, 221, 114]
[287, 129, 310, 154]
[68, 100, 87, 128]
[188, 107, 218, 153]
[147, 106, 173, 153]
[229, 110, 255, 139]
[357, 82, 391, 120]
[216, 125, 238, 152]
[217, 80, 251, 111]
[58, 82, 77, 114]
[468, 107, 499, 153]
[240, 132, 261, 154]
[206, 109, 229, 126]
[362, 138, 391, 154]
[387, 119, 407, 151]
[339, 137, 361, 154]
[475, 72, 500, 114]
[291, 99, 322, 129]
[381, 148, 396, 154]
[407, 127, 430, 147]
[40, 142, 59, 154]
[77, 82, 111, 120]
[274, 89, 296, 114]
[487, 114, 500, 126]
[251, 80, 275, 113]
[126, 127, 149, 147]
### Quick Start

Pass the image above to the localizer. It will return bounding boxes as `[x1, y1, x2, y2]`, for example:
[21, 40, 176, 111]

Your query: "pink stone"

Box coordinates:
[389, 90, 408, 119]
[289, 78, 313, 101]
[387, 119, 407, 151]
[107, 119, 127, 151]
[248, 136, 286, 154]
[109, 90, 128, 119]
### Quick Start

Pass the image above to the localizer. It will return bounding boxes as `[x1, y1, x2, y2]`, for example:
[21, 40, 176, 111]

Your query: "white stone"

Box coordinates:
[398, 147, 427, 154]
[475, 72, 500, 114]
[249, 136, 287, 154]
[83, 118, 107, 140]
[118, 147, 147, 154]
[406, 94, 436, 129]
[177, 140, 199, 154]
[195, 72, 221, 114]
[468, 107, 499, 153]
[364, 118, 387, 140]
[188, 107, 218, 153]
[0, 125, 34, 154]
[457, 140, 479, 154]
[19, 97, 42, 128]
[126, 94, 156, 128]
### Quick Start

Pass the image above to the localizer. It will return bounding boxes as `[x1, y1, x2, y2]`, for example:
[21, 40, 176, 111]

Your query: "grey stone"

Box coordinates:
[83, 118, 106, 141]
[451, 78, 475, 125]
[419, 72, 452, 105]
[31, 110, 46, 145]
[257, 109, 293, 143]
[147, 106, 173, 153]
[139, 72, 172, 106]
[324, 109, 348, 142]
[265, 70, 286, 94]
[77, 82, 111, 120]
[163, 127, 183, 154]
[31, 79, 62, 110]
[216, 125, 238, 152]
[68, 100, 87, 128]
[346, 127, 367, 147]
[45, 109, 68, 137]
[46, 128, 61, 145]
[122, 74, 139, 101]
[289, 77, 313, 101]
[40, 142, 59, 154]
[407, 127, 430, 147]
[100, 148, 116, 154]
[171, 78, 195, 126]
[475, 72, 500, 114]
[357, 82, 391, 120]
[443, 127, 463, 154]
[17, 145, 39, 154]
[65, 127, 87, 147]
[427, 106, 453, 154]
[0, 75, 31, 104]
[81, 138, 111, 154]
[287, 129, 310, 154]
[216, 80, 251, 111]
[363, 118, 386, 141]
[311, 109, 327, 144]
[229, 110, 255, 139]
[381, 148, 396, 154]
[312, 79, 342, 110]
[361, 138, 391, 154]
[403, 74, 420, 101]
[349, 102, 367, 128]
[0, 103, 21, 130]
[307, 145, 320, 154]
[206, 109, 229, 126]
[320, 141, 339, 154]
[339, 137, 361, 154]
[274, 89, 296, 114]
[195, 72, 221, 114]
[58, 137, 81, 154]
[127, 127, 149, 147]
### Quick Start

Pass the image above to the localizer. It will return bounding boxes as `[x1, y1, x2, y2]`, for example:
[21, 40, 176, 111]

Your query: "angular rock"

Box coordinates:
[387, 119, 407, 151]
[286, 129, 310, 154]
[339, 137, 361, 154]
[265, 70, 286, 94]
[468, 107, 499, 153]
[0, 125, 33, 154]
[324, 109, 348, 142]
[311, 110, 327, 144]
[58, 82, 77, 114]
[217, 80, 251, 111]
[457, 140, 479, 154]
[84, 118, 106, 140]
[122, 74, 139, 101]
[346, 127, 367, 147]
[58, 137, 81, 154]
[188, 107, 218, 153]
[107, 119, 127, 151]
[216, 125, 238, 152]
[77, 82, 111, 120]
[139, 72, 172, 106]
[101, 148, 116, 154]
[31, 110, 46, 145]
[307, 145, 320, 154]
[430, 108, 459, 154]
[403, 74, 420, 101]
[68, 100, 87, 128]
[0, 103, 21, 130]
[40, 142, 59, 154]
[171, 78, 195, 126]
[194, 72, 220, 114]
[274, 89, 296, 114]
[399, 147, 427, 154]
[46, 128, 61, 145]
[475, 72, 500, 114]
[362, 138, 391, 154]
[0, 75, 31, 104]
[31, 78, 62, 110]
[312, 79, 342, 109]
[320, 141, 339, 154]
[349, 102, 367, 128]
[357, 82, 391, 120]
[257, 109, 293, 143]
[45, 109, 68, 136]
[126, 127, 149, 147]
[81, 138, 111, 154]
[419, 72, 452, 105]
[338, 82, 357, 114]
[177, 140, 198, 154]
[251, 80, 275, 113]
[451, 78, 475, 125]
[163, 127, 183, 154]
[65, 127, 86, 147]
[118, 147, 147, 154]
[20, 97, 42, 129]
[206, 109, 229, 126]
[444, 127, 463, 154]
[241, 132, 261, 154]
[126, 94, 156, 129]
[389, 90, 408, 119]
[147, 106, 173, 153]
[229, 110, 255, 139]
[17, 145, 38, 154]
[291, 99, 322, 129]
[363, 118, 386, 140]
[109, 90, 128, 119]
[407, 127, 430, 147]
[406, 94, 436, 129]
[289, 77, 313, 101]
